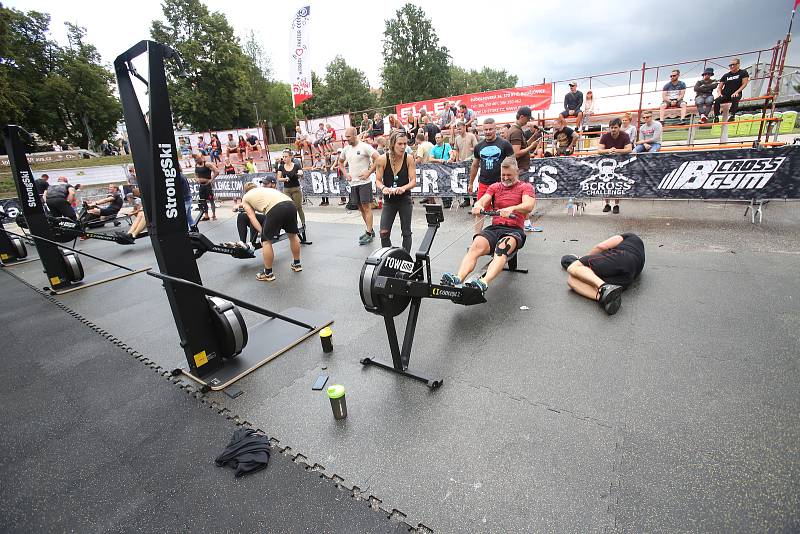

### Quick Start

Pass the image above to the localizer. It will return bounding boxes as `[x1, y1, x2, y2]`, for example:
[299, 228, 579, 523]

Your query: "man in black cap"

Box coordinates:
[560, 233, 645, 315]
[561, 82, 584, 129]
[694, 67, 716, 123]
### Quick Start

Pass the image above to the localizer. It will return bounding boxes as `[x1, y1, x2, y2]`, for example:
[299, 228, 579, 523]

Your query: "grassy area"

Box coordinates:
[0, 144, 296, 198]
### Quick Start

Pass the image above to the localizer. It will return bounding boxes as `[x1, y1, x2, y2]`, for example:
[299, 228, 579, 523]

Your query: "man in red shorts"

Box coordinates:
[560, 233, 646, 315]
[468, 118, 514, 234]
[441, 157, 535, 293]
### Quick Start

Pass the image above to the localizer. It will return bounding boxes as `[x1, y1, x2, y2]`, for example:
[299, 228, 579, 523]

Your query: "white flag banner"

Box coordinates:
[290, 6, 312, 107]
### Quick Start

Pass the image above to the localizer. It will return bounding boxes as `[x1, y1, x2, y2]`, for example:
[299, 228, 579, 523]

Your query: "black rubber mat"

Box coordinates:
[0, 270, 407, 533]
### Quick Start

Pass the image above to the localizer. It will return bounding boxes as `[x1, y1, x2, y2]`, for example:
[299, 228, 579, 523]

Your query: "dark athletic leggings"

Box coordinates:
[380, 196, 412, 252]
[237, 212, 267, 244]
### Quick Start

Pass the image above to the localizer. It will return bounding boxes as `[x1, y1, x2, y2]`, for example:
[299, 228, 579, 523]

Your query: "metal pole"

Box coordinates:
[253, 102, 260, 124]
[635, 62, 646, 144]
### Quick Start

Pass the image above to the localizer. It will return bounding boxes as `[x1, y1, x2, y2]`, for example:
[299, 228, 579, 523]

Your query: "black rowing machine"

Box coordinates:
[359, 204, 486, 388]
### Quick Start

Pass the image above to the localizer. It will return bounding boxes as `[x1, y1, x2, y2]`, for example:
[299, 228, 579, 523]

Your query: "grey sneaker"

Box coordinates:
[359, 231, 374, 245]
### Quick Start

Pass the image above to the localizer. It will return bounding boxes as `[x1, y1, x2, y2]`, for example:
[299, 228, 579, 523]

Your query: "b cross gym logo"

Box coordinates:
[577, 156, 637, 196]
[658, 157, 787, 190]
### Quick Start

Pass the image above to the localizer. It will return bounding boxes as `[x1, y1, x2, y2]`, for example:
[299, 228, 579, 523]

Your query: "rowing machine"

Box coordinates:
[359, 204, 486, 388]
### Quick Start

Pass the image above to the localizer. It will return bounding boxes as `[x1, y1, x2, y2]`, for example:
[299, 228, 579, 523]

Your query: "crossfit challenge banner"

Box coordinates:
[182, 146, 800, 203]
[397, 84, 553, 123]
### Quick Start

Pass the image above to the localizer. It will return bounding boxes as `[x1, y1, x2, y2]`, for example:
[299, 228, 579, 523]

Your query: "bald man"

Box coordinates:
[338, 126, 379, 245]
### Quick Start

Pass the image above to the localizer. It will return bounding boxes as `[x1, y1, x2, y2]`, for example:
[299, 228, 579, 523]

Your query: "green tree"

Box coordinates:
[0, 8, 120, 150]
[448, 66, 519, 95]
[0, 7, 57, 137]
[38, 23, 121, 150]
[381, 3, 450, 104]
[151, 0, 253, 130]
[304, 56, 377, 117]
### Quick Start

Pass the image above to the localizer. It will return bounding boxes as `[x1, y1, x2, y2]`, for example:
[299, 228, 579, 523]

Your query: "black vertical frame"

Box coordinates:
[2, 125, 70, 287]
[114, 41, 223, 377]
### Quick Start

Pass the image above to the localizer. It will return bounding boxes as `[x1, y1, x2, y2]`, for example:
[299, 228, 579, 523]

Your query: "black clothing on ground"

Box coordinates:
[214, 428, 270, 478]
[261, 201, 299, 241]
[579, 233, 645, 287]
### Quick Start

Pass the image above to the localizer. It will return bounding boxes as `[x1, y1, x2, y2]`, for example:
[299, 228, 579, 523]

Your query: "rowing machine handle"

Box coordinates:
[479, 210, 516, 219]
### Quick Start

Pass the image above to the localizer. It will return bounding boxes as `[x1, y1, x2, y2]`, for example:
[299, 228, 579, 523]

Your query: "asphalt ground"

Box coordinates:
[2, 197, 798, 532]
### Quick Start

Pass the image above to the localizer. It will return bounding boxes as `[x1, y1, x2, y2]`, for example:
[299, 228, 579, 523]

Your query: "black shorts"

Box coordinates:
[476, 224, 526, 252]
[349, 183, 373, 205]
[262, 201, 299, 241]
[99, 206, 120, 217]
[579, 234, 644, 287]
[46, 198, 77, 220]
[560, 109, 581, 117]
[198, 183, 214, 200]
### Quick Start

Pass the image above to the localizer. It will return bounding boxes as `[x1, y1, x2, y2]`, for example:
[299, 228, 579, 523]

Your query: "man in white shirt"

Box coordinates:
[339, 127, 379, 245]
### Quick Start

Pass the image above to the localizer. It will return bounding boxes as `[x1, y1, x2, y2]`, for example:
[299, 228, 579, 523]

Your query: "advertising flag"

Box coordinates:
[290, 6, 312, 107]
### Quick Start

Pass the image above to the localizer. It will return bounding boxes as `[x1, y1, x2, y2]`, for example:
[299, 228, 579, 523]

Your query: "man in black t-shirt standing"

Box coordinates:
[713, 58, 749, 120]
[469, 118, 514, 233]
[34, 174, 50, 204]
[560, 233, 645, 315]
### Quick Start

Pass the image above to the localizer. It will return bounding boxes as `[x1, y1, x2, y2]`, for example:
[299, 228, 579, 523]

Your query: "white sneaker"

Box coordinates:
[524, 221, 534, 232]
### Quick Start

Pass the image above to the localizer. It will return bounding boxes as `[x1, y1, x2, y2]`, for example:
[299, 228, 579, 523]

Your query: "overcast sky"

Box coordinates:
[7, 0, 798, 90]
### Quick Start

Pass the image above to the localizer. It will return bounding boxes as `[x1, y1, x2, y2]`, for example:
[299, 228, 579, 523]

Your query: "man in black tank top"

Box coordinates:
[44, 176, 77, 219]
[560, 233, 645, 315]
[193, 153, 219, 221]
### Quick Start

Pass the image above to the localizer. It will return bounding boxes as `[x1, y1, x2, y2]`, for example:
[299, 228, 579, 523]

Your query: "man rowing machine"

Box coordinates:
[440, 156, 535, 293]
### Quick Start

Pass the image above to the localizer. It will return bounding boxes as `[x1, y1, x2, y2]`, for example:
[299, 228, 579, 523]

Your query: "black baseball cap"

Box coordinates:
[517, 106, 532, 119]
[702, 67, 714, 75]
[262, 176, 277, 185]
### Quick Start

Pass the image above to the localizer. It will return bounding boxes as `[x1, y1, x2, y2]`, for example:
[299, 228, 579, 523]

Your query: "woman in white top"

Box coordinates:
[621, 112, 637, 144]
[581, 90, 595, 131]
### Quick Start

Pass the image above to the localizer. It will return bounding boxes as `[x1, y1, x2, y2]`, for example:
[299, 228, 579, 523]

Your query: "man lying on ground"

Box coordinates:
[560, 233, 646, 315]
[440, 157, 535, 294]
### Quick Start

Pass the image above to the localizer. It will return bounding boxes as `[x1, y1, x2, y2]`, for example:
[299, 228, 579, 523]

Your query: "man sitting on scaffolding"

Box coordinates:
[440, 157, 535, 294]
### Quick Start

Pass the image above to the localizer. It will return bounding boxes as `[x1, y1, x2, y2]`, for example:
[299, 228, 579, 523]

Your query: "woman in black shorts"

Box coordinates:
[560, 233, 645, 315]
[374, 130, 416, 252]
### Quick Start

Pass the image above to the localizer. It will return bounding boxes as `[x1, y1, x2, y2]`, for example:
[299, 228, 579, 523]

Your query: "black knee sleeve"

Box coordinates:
[494, 237, 514, 257]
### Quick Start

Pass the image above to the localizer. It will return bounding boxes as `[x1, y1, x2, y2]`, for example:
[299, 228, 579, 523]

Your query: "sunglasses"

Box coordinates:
[729, 63, 738, 67]
[670, 74, 678, 77]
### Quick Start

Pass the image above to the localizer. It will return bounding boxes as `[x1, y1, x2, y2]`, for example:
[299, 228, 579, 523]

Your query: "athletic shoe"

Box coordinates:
[256, 270, 275, 282]
[524, 220, 534, 232]
[602, 204, 611, 213]
[699, 114, 708, 124]
[612, 205, 620, 214]
[459, 199, 471, 208]
[598, 283, 623, 315]
[560, 254, 578, 270]
[358, 231, 374, 245]
[290, 262, 303, 272]
[440, 272, 462, 287]
[114, 231, 135, 245]
[465, 278, 488, 294]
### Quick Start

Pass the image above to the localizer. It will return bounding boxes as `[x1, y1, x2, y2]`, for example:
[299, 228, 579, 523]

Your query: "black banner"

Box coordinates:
[5, 146, 796, 222]
[197, 146, 800, 201]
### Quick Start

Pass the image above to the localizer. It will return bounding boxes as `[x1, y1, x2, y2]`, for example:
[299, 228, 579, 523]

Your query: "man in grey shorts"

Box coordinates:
[339, 126, 379, 245]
